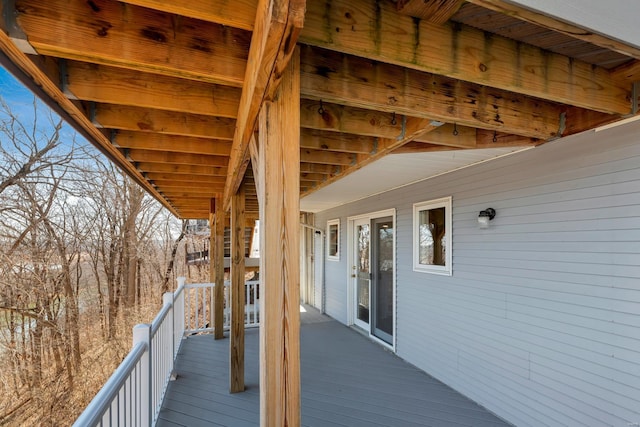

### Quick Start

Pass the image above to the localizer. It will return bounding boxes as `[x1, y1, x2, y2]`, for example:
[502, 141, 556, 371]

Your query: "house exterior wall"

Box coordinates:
[312, 120, 640, 427]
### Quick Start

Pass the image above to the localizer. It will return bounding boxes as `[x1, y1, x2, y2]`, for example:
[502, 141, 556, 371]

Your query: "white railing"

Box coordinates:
[74, 277, 260, 427]
[184, 280, 260, 335]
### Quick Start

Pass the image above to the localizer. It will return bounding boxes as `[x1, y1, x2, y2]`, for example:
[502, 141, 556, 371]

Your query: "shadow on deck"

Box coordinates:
[157, 306, 511, 427]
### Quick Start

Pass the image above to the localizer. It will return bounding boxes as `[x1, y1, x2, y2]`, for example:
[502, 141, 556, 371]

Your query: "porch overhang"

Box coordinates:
[1, 0, 639, 220]
[2, 1, 640, 425]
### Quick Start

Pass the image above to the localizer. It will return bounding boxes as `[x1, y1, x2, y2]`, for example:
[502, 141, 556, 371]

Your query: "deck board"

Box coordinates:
[157, 306, 511, 427]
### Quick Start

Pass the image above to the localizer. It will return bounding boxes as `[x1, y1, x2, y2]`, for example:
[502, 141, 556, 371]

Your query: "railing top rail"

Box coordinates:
[174, 282, 185, 299]
[151, 301, 172, 336]
[72, 341, 147, 427]
[184, 282, 214, 289]
[184, 280, 258, 289]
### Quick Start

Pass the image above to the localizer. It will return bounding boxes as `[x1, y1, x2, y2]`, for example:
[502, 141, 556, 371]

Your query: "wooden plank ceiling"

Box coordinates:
[0, 0, 638, 219]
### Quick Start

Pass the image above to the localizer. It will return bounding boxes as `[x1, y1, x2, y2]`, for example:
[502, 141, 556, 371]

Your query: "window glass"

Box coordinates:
[327, 219, 340, 260]
[413, 198, 451, 275]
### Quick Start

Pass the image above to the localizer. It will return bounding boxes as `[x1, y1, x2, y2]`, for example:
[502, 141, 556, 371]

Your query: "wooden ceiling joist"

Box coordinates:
[301, 0, 631, 115]
[63, 61, 241, 118]
[126, 149, 228, 166]
[144, 173, 227, 184]
[300, 46, 564, 139]
[113, 132, 233, 156]
[300, 99, 405, 139]
[15, 0, 250, 86]
[117, 0, 258, 31]
[465, 0, 640, 60]
[134, 162, 227, 177]
[0, 28, 180, 217]
[91, 104, 236, 140]
[301, 129, 377, 154]
[396, 0, 465, 24]
[1, 0, 638, 220]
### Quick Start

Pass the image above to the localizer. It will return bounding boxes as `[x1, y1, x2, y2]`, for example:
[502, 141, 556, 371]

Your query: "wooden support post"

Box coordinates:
[230, 183, 246, 393]
[258, 47, 301, 426]
[209, 199, 216, 331]
[214, 198, 225, 340]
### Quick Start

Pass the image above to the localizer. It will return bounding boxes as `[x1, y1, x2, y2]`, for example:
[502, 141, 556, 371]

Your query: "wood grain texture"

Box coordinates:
[118, 0, 258, 31]
[0, 22, 179, 216]
[258, 47, 301, 427]
[396, 0, 465, 24]
[16, 0, 250, 86]
[223, 0, 305, 211]
[63, 61, 240, 118]
[214, 198, 225, 340]
[113, 131, 232, 156]
[300, 46, 563, 139]
[230, 185, 246, 393]
[300, 0, 631, 114]
[92, 104, 236, 140]
[466, 0, 640, 60]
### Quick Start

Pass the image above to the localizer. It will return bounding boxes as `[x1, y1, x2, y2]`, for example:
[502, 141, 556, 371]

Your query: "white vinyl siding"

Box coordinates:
[314, 120, 640, 427]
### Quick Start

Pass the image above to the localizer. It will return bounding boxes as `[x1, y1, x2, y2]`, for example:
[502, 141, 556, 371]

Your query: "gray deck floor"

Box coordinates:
[157, 306, 511, 427]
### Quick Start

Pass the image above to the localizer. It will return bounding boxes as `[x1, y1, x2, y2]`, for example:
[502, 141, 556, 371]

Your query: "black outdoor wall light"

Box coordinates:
[478, 208, 496, 229]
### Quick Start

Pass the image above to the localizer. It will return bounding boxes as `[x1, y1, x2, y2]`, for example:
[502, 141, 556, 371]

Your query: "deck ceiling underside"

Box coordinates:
[1, 0, 639, 218]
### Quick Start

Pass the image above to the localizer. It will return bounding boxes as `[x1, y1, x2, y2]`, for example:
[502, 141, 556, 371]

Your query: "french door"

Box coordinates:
[351, 212, 394, 346]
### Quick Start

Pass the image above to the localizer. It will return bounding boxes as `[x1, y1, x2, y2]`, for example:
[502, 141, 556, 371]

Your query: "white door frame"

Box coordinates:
[347, 208, 396, 351]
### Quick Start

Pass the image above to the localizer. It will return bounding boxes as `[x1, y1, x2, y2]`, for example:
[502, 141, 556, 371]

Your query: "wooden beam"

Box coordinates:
[118, 0, 258, 31]
[300, 173, 327, 183]
[258, 47, 300, 427]
[91, 104, 236, 140]
[300, 128, 376, 154]
[159, 189, 222, 197]
[151, 181, 225, 191]
[0, 20, 179, 217]
[301, 0, 631, 114]
[209, 199, 216, 335]
[125, 149, 228, 166]
[144, 173, 227, 184]
[414, 124, 477, 148]
[222, 0, 306, 211]
[64, 61, 241, 118]
[300, 99, 403, 139]
[134, 162, 227, 176]
[475, 129, 541, 147]
[393, 133, 538, 153]
[465, 0, 640, 60]
[15, 0, 249, 86]
[396, 0, 465, 24]
[213, 197, 226, 341]
[300, 149, 354, 166]
[113, 131, 232, 156]
[299, 163, 339, 174]
[230, 184, 245, 393]
[248, 135, 262, 207]
[300, 46, 563, 139]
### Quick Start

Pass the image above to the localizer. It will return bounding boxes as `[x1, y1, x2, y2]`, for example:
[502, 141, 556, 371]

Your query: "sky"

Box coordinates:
[0, 66, 89, 149]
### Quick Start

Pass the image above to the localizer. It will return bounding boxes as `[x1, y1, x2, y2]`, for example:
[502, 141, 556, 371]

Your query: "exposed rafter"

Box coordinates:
[301, 0, 631, 115]
[0, 0, 637, 220]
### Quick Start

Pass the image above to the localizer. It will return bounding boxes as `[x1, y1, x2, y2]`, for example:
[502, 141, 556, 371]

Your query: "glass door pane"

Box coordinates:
[372, 217, 393, 344]
[355, 220, 370, 326]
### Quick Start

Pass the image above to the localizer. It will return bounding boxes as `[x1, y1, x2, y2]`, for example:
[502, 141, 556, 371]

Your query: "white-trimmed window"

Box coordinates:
[327, 219, 340, 261]
[413, 197, 452, 275]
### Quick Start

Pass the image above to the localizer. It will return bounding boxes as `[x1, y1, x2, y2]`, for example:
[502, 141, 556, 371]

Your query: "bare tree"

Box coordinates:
[0, 96, 186, 425]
